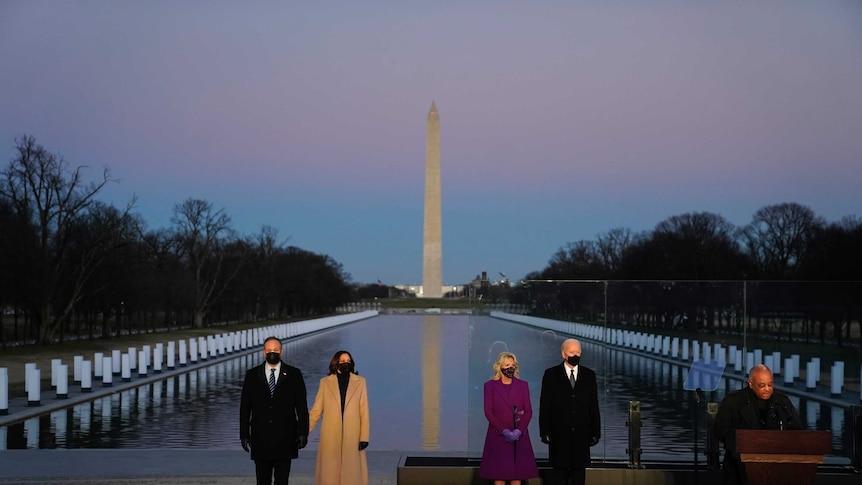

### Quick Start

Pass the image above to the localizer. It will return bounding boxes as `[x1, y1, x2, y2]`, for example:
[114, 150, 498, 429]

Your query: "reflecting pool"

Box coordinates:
[1, 314, 854, 464]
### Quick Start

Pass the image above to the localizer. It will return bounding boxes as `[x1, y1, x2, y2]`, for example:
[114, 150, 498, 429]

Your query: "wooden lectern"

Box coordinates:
[735, 429, 832, 485]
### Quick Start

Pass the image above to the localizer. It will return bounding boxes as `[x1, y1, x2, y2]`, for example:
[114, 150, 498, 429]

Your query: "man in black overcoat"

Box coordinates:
[712, 364, 802, 485]
[539, 338, 601, 485]
[240, 336, 310, 485]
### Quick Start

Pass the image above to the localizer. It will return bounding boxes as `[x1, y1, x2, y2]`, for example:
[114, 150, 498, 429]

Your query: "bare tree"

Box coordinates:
[614, 211, 748, 282]
[0, 196, 22, 348]
[241, 225, 288, 322]
[596, 227, 635, 274]
[170, 198, 241, 328]
[0, 135, 132, 344]
[740, 202, 823, 278]
[275, 246, 351, 317]
[545, 240, 604, 279]
[61, 201, 140, 341]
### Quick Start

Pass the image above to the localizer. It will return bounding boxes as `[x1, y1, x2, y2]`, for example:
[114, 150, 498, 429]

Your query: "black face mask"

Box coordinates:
[337, 362, 353, 374]
[265, 352, 280, 365]
[567, 355, 581, 367]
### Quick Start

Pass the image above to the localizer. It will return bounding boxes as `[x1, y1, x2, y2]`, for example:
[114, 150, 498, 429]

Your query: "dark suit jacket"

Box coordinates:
[539, 363, 601, 469]
[240, 361, 309, 461]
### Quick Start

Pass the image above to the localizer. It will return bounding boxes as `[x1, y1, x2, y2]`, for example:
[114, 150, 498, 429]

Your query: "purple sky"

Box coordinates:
[2, 1, 861, 286]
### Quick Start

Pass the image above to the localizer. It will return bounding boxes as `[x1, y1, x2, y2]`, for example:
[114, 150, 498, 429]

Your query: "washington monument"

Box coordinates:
[422, 101, 442, 298]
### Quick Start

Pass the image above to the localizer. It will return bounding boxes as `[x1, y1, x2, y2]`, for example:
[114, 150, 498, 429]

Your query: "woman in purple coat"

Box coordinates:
[479, 351, 539, 484]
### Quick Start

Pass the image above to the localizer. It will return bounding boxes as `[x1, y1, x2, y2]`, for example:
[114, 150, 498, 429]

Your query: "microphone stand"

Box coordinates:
[693, 388, 702, 485]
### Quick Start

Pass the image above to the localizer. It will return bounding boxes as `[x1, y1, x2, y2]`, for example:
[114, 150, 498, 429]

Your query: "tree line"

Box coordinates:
[531, 207, 861, 281]
[0, 135, 352, 346]
[3, 135, 859, 347]
[513, 205, 862, 347]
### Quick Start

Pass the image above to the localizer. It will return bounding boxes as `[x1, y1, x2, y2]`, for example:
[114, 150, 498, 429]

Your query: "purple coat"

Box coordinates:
[478, 378, 539, 480]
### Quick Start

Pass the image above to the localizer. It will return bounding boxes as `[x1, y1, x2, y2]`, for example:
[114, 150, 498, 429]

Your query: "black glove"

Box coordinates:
[541, 435, 551, 444]
[296, 435, 307, 449]
[359, 441, 369, 451]
[241, 438, 250, 452]
[590, 435, 600, 446]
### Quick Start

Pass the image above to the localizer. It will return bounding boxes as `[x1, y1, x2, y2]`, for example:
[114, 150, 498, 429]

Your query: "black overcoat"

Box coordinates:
[538, 363, 601, 469]
[239, 361, 309, 461]
[711, 386, 801, 485]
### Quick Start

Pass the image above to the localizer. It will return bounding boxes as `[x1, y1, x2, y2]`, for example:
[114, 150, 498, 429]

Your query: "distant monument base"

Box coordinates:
[394, 284, 455, 298]
[379, 308, 474, 316]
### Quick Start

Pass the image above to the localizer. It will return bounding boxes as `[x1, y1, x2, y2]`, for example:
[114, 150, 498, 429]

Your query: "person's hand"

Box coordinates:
[501, 429, 516, 442]
[241, 438, 250, 452]
[359, 441, 369, 451]
[296, 435, 307, 449]
[541, 435, 551, 444]
[589, 435, 600, 446]
[511, 429, 522, 440]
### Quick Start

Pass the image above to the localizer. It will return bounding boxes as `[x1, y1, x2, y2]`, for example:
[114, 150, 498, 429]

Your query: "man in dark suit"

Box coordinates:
[539, 338, 601, 485]
[240, 336, 309, 485]
[712, 364, 802, 485]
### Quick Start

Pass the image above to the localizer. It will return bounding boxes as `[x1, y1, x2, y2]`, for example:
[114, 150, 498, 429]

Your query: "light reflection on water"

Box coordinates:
[1, 315, 854, 463]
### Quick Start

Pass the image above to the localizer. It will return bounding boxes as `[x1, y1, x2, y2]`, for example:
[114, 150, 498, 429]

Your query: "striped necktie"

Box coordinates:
[269, 368, 276, 396]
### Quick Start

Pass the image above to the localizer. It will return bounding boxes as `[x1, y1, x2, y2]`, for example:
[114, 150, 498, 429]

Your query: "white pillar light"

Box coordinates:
[0, 368, 9, 415]
[121, 354, 131, 382]
[81, 360, 92, 393]
[56, 364, 68, 399]
[93, 352, 104, 377]
[28, 368, 41, 406]
[73, 355, 83, 382]
[112, 350, 121, 375]
[51, 358, 61, 389]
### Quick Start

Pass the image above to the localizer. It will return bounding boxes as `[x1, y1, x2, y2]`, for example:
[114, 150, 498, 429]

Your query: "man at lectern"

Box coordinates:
[712, 364, 802, 485]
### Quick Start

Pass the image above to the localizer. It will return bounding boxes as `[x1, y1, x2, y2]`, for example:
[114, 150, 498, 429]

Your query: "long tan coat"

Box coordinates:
[308, 373, 370, 485]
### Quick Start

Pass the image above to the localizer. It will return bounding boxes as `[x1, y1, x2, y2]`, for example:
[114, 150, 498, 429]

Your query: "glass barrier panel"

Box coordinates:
[481, 279, 862, 467]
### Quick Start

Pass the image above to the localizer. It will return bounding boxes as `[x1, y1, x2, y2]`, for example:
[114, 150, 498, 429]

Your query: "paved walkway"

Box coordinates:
[0, 449, 402, 484]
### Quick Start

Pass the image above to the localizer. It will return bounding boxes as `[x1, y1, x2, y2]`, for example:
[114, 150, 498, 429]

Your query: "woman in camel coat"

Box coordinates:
[309, 350, 370, 485]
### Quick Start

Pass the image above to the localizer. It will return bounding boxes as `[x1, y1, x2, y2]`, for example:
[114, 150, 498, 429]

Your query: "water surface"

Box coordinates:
[1, 315, 852, 463]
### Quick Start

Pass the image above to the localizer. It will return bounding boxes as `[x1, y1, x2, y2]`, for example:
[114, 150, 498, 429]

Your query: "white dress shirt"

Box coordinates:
[265, 362, 282, 384]
[563, 362, 579, 382]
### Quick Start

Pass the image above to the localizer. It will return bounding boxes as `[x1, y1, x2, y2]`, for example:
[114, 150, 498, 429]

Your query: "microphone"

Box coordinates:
[779, 403, 793, 430]
[768, 400, 785, 430]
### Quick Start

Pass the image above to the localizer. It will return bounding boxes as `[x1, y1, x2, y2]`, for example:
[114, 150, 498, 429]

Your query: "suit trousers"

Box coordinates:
[544, 467, 586, 485]
[255, 459, 293, 485]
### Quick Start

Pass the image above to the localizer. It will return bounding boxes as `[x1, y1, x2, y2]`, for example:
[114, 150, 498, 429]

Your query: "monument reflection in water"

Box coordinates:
[0, 315, 854, 465]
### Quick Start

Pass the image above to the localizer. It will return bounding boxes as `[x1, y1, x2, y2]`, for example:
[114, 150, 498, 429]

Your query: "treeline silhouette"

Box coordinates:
[530, 208, 861, 281]
[510, 201, 862, 347]
[3, 135, 860, 348]
[0, 135, 352, 346]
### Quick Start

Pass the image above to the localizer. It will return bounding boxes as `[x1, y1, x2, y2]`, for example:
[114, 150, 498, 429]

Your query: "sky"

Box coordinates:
[1, 1, 861, 286]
